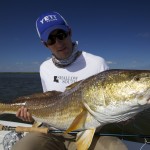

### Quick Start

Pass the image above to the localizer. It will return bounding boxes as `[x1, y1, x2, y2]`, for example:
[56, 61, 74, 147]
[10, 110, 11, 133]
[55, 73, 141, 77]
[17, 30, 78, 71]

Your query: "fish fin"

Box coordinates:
[76, 128, 96, 150]
[32, 121, 42, 127]
[64, 109, 88, 134]
[14, 91, 62, 103]
[65, 80, 83, 91]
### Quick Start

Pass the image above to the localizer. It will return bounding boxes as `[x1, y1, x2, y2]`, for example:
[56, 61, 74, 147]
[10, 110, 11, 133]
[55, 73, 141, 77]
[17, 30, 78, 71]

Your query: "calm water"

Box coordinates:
[0, 73, 150, 149]
[0, 73, 43, 102]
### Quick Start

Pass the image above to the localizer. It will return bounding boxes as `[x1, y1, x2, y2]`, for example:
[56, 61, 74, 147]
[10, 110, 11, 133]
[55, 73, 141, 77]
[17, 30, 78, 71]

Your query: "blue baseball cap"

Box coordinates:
[36, 11, 70, 42]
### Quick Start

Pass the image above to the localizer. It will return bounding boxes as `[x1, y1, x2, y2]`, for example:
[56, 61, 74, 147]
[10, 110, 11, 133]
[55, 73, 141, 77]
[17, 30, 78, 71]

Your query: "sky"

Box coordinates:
[0, 0, 150, 72]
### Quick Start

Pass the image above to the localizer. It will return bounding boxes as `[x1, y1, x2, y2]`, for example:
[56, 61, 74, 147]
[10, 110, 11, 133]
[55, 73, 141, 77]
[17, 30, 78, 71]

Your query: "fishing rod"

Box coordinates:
[50, 130, 150, 138]
[0, 124, 150, 139]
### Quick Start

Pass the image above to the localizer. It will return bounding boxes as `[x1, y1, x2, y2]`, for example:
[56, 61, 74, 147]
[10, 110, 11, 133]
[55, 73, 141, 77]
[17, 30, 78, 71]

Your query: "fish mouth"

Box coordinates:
[145, 96, 150, 105]
[137, 95, 150, 105]
[138, 88, 150, 105]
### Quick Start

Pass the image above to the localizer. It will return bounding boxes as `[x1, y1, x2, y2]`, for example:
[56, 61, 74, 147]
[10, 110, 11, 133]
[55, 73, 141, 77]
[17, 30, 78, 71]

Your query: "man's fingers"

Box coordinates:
[23, 107, 28, 119]
[20, 106, 25, 118]
[16, 108, 21, 117]
[27, 111, 34, 122]
[16, 106, 34, 122]
[16, 106, 31, 122]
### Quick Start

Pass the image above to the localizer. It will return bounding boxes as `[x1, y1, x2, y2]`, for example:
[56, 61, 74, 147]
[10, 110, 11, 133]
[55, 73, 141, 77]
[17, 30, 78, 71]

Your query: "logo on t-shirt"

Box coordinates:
[54, 76, 59, 82]
[53, 76, 78, 84]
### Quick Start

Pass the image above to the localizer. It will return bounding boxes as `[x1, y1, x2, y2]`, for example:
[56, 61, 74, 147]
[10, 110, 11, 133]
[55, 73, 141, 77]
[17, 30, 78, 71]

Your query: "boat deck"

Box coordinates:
[0, 121, 150, 150]
[0, 120, 32, 150]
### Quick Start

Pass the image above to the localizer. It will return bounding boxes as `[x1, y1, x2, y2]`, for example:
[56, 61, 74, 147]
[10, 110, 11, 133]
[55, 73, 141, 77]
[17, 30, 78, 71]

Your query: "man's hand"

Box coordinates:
[16, 106, 34, 122]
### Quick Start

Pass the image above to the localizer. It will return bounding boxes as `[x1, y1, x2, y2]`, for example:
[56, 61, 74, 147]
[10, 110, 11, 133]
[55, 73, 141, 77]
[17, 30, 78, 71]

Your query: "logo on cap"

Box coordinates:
[36, 11, 69, 42]
[40, 15, 57, 24]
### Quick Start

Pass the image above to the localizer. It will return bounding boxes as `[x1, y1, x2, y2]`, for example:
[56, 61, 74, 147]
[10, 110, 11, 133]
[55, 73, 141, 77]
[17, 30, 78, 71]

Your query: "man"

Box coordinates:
[12, 11, 128, 150]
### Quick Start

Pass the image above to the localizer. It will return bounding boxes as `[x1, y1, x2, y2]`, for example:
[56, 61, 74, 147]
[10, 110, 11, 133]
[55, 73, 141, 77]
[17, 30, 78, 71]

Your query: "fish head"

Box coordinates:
[107, 70, 150, 105]
[82, 70, 150, 124]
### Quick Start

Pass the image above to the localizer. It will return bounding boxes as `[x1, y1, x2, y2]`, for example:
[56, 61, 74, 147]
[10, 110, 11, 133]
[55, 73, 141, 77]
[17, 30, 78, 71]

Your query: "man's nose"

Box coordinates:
[55, 38, 63, 45]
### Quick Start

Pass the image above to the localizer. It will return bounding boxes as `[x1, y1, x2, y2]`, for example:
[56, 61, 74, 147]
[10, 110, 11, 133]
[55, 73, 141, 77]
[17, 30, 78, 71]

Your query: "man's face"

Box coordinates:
[45, 29, 73, 60]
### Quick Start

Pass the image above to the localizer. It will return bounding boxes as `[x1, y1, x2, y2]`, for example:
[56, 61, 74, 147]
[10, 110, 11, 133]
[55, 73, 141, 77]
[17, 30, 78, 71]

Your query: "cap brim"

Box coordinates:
[41, 25, 69, 42]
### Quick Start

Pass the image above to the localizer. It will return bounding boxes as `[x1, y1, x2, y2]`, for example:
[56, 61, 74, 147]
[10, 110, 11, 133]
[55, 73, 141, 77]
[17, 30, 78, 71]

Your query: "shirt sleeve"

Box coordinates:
[40, 78, 47, 92]
[98, 57, 109, 73]
[39, 65, 47, 92]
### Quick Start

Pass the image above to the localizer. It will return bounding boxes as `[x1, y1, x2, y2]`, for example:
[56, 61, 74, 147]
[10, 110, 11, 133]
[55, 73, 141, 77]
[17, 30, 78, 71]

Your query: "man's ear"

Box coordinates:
[42, 41, 48, 47]
[68, 28, 72, 36]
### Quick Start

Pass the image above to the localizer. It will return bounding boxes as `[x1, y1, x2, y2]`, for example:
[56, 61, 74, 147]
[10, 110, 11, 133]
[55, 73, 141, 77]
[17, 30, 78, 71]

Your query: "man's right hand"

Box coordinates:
[16, 106, 34, 122]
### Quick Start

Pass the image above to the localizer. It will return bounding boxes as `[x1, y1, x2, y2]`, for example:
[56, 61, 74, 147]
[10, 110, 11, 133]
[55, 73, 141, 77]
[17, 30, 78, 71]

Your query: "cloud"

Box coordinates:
[32, 61, 40, 65]
[137, 32, 150, 38]
[106, 61, 117, 65]
[105, 59, 150, 70]
[8, 61, 41, 72]
[15, 62, 23, 65]
[15, 61, 40, 65]
[46, 57, 51, 60]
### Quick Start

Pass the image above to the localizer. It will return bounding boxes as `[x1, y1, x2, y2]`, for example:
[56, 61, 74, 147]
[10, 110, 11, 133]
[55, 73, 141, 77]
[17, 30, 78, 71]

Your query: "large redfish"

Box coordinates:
[0, 69, 150, 150]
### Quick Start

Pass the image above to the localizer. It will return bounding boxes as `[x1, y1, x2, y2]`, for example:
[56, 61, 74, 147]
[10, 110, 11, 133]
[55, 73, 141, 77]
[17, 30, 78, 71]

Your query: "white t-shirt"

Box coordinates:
[40, 51, 109, 92]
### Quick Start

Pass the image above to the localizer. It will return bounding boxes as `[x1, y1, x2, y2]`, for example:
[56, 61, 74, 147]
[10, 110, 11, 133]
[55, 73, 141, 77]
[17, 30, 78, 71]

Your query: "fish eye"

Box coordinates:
[134, 76, 140, 81]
